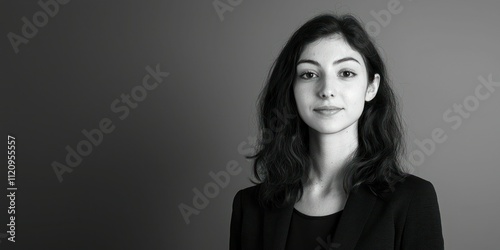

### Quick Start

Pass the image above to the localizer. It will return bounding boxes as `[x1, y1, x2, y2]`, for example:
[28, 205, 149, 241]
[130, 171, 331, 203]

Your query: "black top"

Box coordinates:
[284, 208, 343, 250]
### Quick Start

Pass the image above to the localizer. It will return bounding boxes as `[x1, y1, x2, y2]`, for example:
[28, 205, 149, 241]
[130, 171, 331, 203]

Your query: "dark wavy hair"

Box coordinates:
[246, 13, 410, 209]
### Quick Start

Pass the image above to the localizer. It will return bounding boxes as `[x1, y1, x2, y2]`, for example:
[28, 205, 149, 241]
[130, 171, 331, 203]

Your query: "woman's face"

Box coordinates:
[293, 34, 380, 135]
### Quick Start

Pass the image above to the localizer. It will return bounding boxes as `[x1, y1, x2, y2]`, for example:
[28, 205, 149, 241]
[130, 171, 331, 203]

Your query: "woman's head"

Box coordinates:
[294, 33, 380, 136]
[247, 13, 409, 209]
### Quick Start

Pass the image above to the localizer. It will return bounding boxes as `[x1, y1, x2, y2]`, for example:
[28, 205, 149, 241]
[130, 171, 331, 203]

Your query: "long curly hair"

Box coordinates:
[246, 13, 410, 209]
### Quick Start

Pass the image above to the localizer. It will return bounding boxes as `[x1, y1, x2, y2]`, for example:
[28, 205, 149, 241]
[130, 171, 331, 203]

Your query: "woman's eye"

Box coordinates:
[299, 71, 317, 79]
[339, 70, 357, 78]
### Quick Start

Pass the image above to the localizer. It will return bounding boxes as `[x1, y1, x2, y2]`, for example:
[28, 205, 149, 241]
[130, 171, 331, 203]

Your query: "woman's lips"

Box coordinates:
[314, 108, 343, 116]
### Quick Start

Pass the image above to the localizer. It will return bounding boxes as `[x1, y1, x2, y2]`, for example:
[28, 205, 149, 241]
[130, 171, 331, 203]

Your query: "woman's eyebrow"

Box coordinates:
[297, 57, 360, 66]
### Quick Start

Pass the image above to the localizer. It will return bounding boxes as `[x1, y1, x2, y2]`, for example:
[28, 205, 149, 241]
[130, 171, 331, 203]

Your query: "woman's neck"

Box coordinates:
[303, 126, 358, 196]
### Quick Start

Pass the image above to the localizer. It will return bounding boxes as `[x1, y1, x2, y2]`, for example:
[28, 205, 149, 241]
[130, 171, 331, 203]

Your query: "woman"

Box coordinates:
[230, 13, 444, 250]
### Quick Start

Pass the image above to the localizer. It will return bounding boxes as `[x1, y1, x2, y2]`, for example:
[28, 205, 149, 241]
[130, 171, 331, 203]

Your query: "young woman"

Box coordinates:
[230, 13, 444, 250]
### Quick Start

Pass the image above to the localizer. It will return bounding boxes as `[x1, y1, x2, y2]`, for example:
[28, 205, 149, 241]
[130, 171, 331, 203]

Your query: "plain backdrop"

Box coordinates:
[1, 0, 499, 249]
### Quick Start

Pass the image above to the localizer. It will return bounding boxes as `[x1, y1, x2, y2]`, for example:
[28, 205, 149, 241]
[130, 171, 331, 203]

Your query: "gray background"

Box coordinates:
[1, 0, 499, 249]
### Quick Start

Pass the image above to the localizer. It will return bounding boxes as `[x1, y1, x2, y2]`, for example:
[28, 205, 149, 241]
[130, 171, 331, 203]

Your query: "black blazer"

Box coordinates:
[229, 174, 444, 250]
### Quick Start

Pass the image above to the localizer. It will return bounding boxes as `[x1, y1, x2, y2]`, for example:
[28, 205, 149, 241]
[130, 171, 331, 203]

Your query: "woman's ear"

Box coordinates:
[365, 73, 380, 102]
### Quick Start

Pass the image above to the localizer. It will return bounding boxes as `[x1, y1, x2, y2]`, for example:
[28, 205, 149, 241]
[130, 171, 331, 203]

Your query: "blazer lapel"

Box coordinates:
[331, 184, 377, 250]
[262, 184, 377, 250]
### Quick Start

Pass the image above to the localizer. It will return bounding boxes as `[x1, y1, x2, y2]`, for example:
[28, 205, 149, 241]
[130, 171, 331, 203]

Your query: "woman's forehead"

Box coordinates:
[299, 35, 363, 63]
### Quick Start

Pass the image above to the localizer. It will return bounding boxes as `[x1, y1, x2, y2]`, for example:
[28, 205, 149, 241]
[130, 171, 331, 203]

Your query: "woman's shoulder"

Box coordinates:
[396, 174, 437, 191]
[387, 174, 440, 202]
[233, 184, 261, 201]
[231, 184, 265, 213]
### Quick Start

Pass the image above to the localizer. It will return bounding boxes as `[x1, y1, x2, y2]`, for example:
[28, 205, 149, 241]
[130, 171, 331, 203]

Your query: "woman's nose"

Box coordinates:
[320, 90, 335, 98]
[318, 75, 336, 98]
